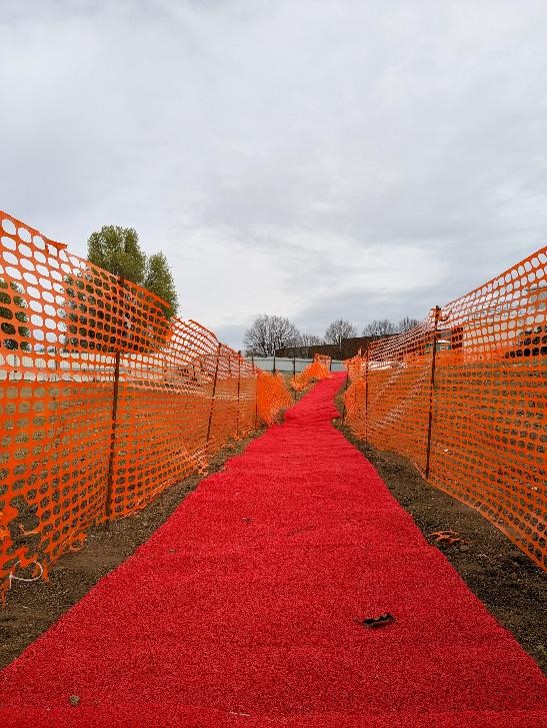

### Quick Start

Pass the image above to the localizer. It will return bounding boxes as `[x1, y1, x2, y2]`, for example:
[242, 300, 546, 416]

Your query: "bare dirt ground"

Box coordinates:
[334, 394, 546, 673]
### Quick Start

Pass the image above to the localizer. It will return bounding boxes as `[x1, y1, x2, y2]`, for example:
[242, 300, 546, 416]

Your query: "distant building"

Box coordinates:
[275, 336, 385, 360]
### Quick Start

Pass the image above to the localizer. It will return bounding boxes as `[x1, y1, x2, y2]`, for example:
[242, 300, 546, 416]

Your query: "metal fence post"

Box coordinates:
[292, 356, 297, 400]
[253, 360, 258, 429]
[341, 366, 350, 424]
[273, 354, 276, 375]
[105, 349, 121, 523]
[206, 343, 222, 445]
[364, 349, 370, 444]
[236, 352, 241, 436]
[425, 306, 441, 478]
[105, 275, 125, 524]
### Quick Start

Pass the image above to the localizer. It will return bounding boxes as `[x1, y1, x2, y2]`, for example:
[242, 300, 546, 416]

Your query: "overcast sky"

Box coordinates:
[1, 0, 546, 348]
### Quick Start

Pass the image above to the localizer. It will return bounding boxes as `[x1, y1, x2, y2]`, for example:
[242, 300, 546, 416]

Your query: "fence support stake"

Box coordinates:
[341, 366, 350, 424]
[236, 352, 241, 436]
[364, 349, 370, 444]
[292, 356, 296, 400]
[206, 343, 222, 446]
[273, 354, 276, 375]
[425, 306, 441, 479]
[253, 361, 258, 429]
[105, 275, 125, 525]
[105, 348, 121, 524]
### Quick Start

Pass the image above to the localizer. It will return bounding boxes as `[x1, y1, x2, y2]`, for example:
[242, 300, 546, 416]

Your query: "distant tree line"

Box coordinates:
[362, 317, 420, 336]
[243, 315, 420, 356]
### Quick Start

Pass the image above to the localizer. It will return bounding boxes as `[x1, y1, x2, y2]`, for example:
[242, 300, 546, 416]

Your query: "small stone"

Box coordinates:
[69, 695, 80, 707]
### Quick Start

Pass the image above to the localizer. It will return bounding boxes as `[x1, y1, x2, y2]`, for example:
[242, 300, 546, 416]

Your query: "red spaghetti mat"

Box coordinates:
[1, 375, 545, 726]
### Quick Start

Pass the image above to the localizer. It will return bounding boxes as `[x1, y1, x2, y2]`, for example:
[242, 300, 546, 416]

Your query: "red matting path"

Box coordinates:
[0, 375, 545, 727]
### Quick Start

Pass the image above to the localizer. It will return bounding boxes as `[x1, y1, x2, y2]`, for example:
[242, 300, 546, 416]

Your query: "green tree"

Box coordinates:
[87, 226, 146, 284]
[0, 279, 30, 351]
[87, 225, 178, 317]
[144, 252, 178, 318]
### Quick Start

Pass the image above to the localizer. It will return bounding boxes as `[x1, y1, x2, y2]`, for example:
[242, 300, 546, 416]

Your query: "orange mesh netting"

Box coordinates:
[256, 371, 293, 425]
[0, 210, 284, 602]
[343, 248, 546, 569]
[291, 354, 331, 391]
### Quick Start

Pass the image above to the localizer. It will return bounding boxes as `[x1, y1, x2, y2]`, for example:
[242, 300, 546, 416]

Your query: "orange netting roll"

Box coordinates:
[256, 371, 293, 425]
[291, 354, 331, 391]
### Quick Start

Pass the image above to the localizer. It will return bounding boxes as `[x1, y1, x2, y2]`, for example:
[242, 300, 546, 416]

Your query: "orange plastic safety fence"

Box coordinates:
[256, 371, 293, 425]
[291, 354, 331, 392]
[0, 210, 281, 602]
[344, 248, 547, 569]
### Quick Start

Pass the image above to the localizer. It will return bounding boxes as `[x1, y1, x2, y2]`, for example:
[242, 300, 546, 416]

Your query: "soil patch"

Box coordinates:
[334, 393, 546, 672]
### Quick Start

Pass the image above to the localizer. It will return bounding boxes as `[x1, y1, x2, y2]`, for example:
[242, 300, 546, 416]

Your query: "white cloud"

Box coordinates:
[1, 0, 546, 349]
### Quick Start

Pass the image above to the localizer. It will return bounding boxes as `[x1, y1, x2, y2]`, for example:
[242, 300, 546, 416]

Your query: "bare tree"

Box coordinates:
[324, 319, 357, 348]
[299, 333, 323, 347]
[243, 314, 301, 356]
[362, 319, 397, 337]
[397, 316, 420, 332]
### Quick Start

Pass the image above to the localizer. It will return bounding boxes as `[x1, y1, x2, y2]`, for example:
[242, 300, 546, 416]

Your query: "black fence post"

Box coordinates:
[206, 343, 222, 446]
[273, 354, 276, 375]
[105, 274, 125, 525]
[364, 349, 370, 444]
[105, 349, 121, 523]
[292, 356, 297, 400]
[425, 306, 441, 478]
[236, 352, 241, 436]
[253, 360, 259, 429]
[341, 366, 350, 424]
